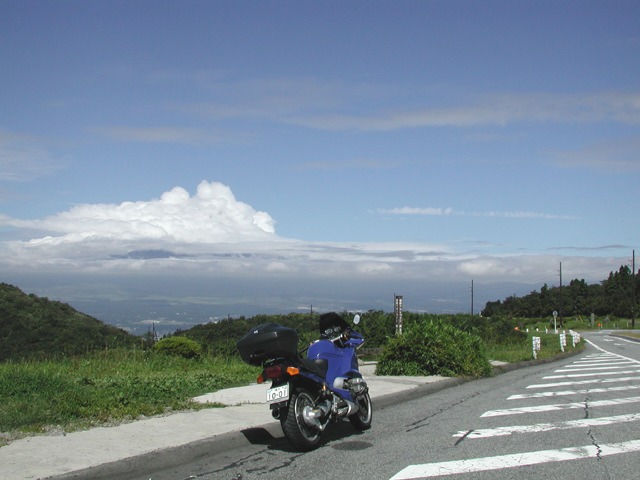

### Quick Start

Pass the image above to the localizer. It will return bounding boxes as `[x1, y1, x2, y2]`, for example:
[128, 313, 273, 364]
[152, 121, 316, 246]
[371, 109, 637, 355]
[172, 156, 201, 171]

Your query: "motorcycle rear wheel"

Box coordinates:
[348, 391, 372, 430]
[281, 388, 322, 451]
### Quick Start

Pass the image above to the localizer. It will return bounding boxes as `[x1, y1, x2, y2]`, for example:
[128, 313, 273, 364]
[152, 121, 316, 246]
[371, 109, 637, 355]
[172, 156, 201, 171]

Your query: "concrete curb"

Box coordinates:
[52, 380, 470, 480]
[49, 424, 284, 480]
[49, 348, 586, 480]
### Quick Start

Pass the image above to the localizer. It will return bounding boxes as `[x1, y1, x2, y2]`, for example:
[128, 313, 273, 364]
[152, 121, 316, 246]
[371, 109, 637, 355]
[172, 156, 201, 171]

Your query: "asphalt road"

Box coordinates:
[134, 331, 640, 480]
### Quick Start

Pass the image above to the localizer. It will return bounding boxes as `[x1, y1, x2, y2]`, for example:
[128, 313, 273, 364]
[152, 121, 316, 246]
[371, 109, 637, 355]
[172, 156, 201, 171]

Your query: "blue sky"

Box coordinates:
[1, 1, 639, 332]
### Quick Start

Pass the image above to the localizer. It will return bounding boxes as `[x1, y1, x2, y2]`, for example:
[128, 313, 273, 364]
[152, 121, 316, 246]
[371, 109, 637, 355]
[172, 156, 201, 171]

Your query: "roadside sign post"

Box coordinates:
[553, 310, 558, 334]
[394, 294, 403, 336]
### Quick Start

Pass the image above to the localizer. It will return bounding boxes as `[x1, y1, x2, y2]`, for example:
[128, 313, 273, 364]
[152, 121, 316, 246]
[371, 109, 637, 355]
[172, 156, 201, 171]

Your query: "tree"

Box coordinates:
[480, 264, 639, 320]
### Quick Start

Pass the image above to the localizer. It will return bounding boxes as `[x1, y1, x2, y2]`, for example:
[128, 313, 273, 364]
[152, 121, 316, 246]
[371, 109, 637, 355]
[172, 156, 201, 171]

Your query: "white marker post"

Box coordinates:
[569, 330, 581, 347]
[559, 332, 567, 352]
[532, 336, 541, 359]
[553, 310, 558, 334]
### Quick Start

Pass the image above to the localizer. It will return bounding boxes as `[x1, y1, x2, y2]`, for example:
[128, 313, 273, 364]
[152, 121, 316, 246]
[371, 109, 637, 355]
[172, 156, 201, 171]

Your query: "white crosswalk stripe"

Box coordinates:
[390, 342, 640, 479]
[507, 384, 640, 399]
[481, 395, 640, 417]
[452, 413, 640, 439]
[555, 364, 636, 372]
[543, 368, 640, 379]
[527, 375, 640, 389]
[390, 440, 640, 479]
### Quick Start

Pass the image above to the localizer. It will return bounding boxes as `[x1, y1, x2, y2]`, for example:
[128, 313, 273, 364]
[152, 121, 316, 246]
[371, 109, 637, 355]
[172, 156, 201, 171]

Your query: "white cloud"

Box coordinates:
[0, 181, 627, 319]
[553, 136, 640, 172]
[158, 73, 640, 133]
[377, 206, 576, 220]
[90, 126, 222, 145]
[0, 129, 64, 181]
[378, 207, 455, 216]
[287, 91, 640, 132]
[0, 181, 276, 245]
[295, 158, 396, 171]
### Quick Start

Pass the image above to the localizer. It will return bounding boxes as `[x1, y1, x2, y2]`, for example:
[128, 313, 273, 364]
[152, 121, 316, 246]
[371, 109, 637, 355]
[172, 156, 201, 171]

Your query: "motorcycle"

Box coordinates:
[236, 312, 372, 451]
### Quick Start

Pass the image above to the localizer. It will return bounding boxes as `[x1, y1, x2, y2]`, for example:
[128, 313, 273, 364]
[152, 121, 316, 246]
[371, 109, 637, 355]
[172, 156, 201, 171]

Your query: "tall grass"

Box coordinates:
[485, 332, 584, 363]
[0, 349, 259, 438]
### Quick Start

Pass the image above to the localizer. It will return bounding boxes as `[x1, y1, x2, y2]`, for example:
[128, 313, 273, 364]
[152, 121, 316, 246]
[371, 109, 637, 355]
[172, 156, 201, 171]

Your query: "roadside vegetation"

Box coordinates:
[0, 309, 591, 442]
[376, 320, 492, 378]
[0, 349, 259, 445]
[1, 262, 637, 443]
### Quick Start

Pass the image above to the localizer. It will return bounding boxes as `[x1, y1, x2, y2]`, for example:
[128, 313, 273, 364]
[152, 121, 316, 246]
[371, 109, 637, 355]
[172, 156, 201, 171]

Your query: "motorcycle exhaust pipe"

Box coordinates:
[337, 399, 359, 417]
[302, 400, 331, 431]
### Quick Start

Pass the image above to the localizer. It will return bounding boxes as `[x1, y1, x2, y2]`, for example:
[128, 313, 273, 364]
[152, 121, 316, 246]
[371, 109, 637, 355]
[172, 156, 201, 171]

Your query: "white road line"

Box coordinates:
[481, 396, 640, 417]
[527, 375, 640, 389]
[573, 357, 617, 364]
[562, 361, 635, 368]
[452, 413, 640, 439]
[555, 364, 636, 373]
[389, 440, 640, 479]
[544, 369, 640, 379]
[614, 337, 640, 345]
[585, 339, 640, 364]
[508, 384, 640, 399]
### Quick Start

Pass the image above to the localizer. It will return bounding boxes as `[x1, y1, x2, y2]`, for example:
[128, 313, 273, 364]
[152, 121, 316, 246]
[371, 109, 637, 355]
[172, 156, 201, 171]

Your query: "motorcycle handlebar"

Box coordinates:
[328, 330, 364, 345]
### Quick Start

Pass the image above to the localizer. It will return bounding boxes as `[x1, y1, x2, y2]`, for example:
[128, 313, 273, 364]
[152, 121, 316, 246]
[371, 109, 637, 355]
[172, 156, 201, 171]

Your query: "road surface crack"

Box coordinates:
[584, 396, 590, 419]
[587, 429, 603, 461]
[406, 392, 480, 432]
[454, 429, 474, 446]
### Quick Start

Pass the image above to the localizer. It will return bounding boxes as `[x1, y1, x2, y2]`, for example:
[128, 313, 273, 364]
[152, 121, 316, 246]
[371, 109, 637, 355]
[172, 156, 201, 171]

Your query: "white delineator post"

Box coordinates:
[532, 336, 541, 359]
[569, 330, 581, 347]
[559, 332, 567, 352]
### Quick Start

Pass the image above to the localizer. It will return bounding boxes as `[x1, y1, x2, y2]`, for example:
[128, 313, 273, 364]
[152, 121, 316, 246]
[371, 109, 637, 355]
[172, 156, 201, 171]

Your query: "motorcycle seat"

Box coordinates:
[302, 357, 328, 378]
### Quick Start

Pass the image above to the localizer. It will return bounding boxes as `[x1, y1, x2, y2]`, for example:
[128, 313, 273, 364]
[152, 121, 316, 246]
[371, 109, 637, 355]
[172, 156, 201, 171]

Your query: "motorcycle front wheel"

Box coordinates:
[348, 391, 372, 430]
[281, 388, 322, 451]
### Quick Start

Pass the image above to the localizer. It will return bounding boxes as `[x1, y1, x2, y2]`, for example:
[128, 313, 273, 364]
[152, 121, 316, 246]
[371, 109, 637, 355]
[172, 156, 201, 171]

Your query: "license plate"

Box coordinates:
[266, 384, 289, 404]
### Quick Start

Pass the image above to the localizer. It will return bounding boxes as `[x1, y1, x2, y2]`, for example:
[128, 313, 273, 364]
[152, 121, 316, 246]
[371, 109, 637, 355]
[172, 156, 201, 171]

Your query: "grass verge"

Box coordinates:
[486, 332, 584, 363]
[0, 349, 259, 444]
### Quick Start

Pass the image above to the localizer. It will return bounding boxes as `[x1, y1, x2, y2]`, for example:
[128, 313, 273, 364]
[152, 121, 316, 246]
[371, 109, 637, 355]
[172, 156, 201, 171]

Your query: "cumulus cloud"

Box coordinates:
[0, 180, 627, 319]
[1, 181, 276, 245]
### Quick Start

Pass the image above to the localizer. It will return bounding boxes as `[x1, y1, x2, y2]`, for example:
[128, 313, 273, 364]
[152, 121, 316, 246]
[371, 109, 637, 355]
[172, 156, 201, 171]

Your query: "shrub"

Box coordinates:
[153, 337, 202, 359]
[376, 321, 492, 378]
[485, 318, 529, 346]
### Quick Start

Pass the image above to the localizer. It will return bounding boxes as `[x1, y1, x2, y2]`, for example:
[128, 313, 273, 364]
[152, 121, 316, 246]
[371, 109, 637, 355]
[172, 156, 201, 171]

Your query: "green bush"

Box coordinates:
[153, 337, 202, 359]
[485, 318, 529, 346]
[376, 321, 492, 378]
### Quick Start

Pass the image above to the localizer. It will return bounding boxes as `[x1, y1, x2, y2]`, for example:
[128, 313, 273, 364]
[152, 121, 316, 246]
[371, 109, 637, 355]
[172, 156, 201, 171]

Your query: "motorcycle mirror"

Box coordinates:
[353, 314, 361, 325]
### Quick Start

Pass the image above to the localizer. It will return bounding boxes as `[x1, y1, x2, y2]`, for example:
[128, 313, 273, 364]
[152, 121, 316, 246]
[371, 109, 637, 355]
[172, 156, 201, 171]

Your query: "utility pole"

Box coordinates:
[633, 250, 636, 329]
[559, 261, 562, 289]
[559, 261, 563, 328]
[471, 279, 474, 318]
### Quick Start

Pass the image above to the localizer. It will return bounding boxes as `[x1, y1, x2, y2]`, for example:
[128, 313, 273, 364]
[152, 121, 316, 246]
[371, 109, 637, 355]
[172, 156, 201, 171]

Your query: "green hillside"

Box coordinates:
[0, 283, 135, 361]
